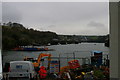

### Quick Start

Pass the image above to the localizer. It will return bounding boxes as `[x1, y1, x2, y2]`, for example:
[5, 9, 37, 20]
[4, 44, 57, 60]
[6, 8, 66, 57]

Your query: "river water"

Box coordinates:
[2, 43, 109, 67]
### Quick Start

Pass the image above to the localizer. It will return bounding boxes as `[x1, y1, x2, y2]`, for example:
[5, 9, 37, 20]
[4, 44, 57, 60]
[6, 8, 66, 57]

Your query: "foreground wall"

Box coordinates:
[110, 2, 120, 80]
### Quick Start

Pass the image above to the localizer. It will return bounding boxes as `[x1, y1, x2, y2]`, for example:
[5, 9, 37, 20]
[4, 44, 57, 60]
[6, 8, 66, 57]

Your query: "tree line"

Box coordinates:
[2, 22, 57, 50]
[2, 22, 109, 50]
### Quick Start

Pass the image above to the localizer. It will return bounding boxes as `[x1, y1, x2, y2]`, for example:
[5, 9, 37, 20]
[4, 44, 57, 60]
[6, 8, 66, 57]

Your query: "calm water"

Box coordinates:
[2, 43, 109, 67]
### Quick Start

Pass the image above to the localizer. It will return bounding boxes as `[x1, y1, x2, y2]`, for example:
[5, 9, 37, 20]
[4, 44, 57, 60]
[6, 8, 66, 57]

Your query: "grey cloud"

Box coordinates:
[87, 21, 105, 27]
[48, 25, 56, 27]
[75, 26, 108, 35]
[36, 2, 108, 24]
[3, 2, 108, 24]
[2, 2, 22, 23]
[2, 2, 109, 35]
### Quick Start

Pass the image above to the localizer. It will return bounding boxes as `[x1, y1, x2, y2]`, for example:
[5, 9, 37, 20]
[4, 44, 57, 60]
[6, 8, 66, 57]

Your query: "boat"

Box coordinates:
[12, 46, 52, 51]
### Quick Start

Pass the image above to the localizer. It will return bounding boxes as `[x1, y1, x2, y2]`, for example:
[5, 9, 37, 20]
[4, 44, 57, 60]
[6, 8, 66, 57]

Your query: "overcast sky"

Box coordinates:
[2, 2, 109, 35]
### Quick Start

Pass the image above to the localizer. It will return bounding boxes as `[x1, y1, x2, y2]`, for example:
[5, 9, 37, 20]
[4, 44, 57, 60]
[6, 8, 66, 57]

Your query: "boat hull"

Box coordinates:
[12, 47, 52, 51]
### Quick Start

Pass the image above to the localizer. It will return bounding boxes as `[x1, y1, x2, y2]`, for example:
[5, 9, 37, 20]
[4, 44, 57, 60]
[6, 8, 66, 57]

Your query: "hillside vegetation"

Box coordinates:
[2, 22, 57, 50]
[2, 22, 108, 50]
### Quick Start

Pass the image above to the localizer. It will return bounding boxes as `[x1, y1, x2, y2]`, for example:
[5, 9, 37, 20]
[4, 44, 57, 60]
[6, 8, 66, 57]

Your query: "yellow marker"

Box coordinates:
[81, 72, 85, 75]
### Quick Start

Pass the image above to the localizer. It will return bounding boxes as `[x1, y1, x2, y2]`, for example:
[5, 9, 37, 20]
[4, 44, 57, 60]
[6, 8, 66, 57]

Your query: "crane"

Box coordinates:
[24, 53, 51, 68]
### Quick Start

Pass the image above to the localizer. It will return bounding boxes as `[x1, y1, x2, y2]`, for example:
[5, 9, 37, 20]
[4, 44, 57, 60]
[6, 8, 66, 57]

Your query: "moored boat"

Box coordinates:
[12, 46, 49, 51]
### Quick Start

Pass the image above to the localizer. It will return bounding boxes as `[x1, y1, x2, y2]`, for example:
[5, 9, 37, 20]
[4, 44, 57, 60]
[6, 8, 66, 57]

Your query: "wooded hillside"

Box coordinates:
[2, 22, 57, 50]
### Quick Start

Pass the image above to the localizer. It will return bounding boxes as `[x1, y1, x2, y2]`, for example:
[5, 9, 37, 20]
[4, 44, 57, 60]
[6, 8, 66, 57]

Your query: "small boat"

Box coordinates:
[47, 43, 51, 46]
[12, 46, 50, 51]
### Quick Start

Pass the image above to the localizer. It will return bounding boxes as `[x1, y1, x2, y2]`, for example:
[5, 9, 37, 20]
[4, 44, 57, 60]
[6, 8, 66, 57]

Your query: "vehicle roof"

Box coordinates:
[10, 61, 32, 64]
[92, 51, 103, 53]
